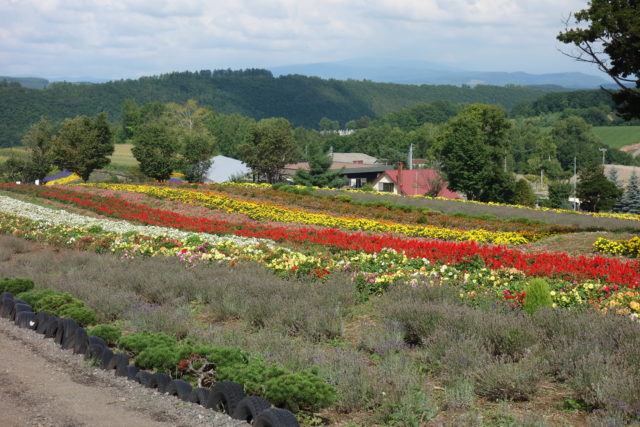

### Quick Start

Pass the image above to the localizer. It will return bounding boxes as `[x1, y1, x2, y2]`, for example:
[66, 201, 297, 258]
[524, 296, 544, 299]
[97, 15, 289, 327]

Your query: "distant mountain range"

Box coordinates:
[270, 58, 610, 89]
[3, 58, 611, 90]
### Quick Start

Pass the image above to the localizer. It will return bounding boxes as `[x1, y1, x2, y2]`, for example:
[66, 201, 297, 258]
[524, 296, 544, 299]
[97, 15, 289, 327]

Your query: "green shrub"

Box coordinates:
[360, 183, 375, 192]
[263, 369, 336, 412]
[135, 344, 183, 372]
[523, 278, 553, 315]
[88, 324, 122, 346]
[32, 291, 97, 326]
[117, 332, 197, 373]
[34, 292, 76, 313]
[196, 345, 249, 369]
[58, 305, 97, 326]
[0, 277, 35, 294]
[217, 357, 287, 395]
[16, 289, 57, 306]
[118, 331, 176, 353]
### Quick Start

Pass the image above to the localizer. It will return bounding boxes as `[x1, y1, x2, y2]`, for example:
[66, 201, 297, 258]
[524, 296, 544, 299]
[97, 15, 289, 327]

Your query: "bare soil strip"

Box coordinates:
[0, 318, 245, 427]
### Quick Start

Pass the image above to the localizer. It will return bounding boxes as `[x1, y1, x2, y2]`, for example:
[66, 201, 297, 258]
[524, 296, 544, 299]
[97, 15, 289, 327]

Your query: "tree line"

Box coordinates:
[0, 70, 553, 148]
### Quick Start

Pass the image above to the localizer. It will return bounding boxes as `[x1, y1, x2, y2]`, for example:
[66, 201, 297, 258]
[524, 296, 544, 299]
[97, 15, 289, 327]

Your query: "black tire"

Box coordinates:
[35, 312, 53, 334]
[231, 396, 271, 422]
[87, 335, 107, 349]
[166, 379, 192, 401]
[86, 343, 106, 362]
[107, 354, 130, 377]
[0, 297, 14, 318]
[127, 366, 140, 381]
[60, 318, 79, 349]
[135, 370, 153, 387]
[254, 408, 300, 427]
[149, 373, 172, 393]
[15, 311, 35, 329]
[84, 336, 107, 359]
[72, 328, 89, 354]
[188, 388, 210, 408]
[54, 317, 77, 346]
[100, 348, 114, 370]
[43, 317, 62, 339]
[11, 303, 32, 321]
[207, 381, 245, 415]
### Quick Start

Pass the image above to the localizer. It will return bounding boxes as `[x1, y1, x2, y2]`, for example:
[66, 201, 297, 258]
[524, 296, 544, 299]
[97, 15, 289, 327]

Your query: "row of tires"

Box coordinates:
[0, 292, 299, 427]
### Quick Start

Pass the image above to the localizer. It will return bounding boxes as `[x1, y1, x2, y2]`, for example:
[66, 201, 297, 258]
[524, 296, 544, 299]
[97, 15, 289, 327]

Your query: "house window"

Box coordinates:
[352, 177, 367, 188]
[381, 182, 394, 192]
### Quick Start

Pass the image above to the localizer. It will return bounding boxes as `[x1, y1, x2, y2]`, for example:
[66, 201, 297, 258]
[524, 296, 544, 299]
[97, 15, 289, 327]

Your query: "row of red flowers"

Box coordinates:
[2, 184, 639, 287]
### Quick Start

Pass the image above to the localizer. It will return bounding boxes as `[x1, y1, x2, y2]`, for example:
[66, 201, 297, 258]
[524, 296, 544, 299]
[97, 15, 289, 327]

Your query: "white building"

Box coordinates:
[203, 155, 250, 183]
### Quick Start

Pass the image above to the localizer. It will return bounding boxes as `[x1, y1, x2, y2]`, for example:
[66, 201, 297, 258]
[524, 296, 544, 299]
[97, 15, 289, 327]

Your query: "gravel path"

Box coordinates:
[0, 318, 246, 427]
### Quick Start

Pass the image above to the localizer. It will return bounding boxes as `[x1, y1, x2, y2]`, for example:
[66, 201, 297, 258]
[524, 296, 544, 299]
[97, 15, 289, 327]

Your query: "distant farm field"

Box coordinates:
[108, 143, 137, 168]
[593, 126, 640, 148]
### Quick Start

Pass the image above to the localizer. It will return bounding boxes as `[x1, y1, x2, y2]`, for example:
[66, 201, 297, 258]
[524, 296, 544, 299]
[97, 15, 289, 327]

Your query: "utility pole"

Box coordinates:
[599, 147, 607, 166]
[573, 156, 577, 210]
[504, 155, 507, 173]
[408, 143, 413, 170]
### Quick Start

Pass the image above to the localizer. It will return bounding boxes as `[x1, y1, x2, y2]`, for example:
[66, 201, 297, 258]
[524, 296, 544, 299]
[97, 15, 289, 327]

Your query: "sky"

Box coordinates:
[0, 0, 600, 81]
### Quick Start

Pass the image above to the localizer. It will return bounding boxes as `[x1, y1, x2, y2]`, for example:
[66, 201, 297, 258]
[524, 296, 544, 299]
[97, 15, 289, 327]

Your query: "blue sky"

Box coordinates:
[0, 0, 599, 80]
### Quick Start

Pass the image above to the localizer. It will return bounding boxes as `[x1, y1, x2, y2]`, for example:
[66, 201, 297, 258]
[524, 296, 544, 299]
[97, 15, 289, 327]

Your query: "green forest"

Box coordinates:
[0, 69, 554, 147]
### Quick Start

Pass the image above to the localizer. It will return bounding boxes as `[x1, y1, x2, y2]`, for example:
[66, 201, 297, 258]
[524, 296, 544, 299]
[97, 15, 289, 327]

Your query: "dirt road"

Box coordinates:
[0, 318, 245, 427]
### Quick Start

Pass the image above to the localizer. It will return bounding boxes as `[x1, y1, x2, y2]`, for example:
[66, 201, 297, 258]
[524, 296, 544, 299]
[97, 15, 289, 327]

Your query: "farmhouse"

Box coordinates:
[372, 167, 460, 198]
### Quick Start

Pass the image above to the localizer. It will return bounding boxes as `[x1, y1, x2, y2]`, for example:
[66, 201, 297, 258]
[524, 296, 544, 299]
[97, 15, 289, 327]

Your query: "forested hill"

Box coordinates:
[0, 69, 553, 147]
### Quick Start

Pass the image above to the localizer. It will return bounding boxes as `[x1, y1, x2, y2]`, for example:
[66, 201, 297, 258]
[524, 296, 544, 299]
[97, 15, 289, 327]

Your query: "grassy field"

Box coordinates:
[108, 143, 138, 168]
[0, 144, 138, 169]
[593, 126, 640, 149]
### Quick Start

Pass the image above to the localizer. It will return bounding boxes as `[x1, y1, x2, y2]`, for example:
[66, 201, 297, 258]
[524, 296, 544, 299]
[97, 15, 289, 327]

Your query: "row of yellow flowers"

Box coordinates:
[218, 181, 640, 223]
[45, 173, 81, 186]
[593, 236, 640, 258]
[87, 183, 536, 245]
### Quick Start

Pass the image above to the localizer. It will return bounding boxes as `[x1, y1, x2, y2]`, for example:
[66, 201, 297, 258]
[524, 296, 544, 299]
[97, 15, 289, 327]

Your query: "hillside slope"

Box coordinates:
[0, 69, 551, 147]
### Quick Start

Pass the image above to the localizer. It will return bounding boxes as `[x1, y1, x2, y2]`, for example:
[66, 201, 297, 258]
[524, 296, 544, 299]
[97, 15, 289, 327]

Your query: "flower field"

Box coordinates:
[2, 183, 640, 317]
[5, 182, 640, 424]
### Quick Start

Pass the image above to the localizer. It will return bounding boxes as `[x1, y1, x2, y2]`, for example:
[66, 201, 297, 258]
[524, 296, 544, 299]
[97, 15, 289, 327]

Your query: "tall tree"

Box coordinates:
[208, 113, 256, 159]
[51, 113, 114, 182]
[164, 100, 217, 183]
[557, 0, 640, 120]
[240, 118, 297, 183]
[180, 131, 215, 183]
[20, 117, 54, 182]
[551, 116, 602, 171]
[615, 170, 640, 213]
[131, 122, 180, 181]
[577, 165, 623, 212]
[513, 178, 537, 207]
[439, 104, 514, 202]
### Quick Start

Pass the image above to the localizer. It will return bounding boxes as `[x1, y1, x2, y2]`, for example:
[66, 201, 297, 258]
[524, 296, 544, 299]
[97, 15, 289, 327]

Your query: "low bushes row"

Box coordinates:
[118, 331, 335, 412]
[0, 291, 299, 426]
[7, 277, 335, 415]
[17, 288, 97, 326]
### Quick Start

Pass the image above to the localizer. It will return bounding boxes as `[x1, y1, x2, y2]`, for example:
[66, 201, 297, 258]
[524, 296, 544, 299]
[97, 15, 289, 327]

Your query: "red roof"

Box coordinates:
[376, 169, 460, 199]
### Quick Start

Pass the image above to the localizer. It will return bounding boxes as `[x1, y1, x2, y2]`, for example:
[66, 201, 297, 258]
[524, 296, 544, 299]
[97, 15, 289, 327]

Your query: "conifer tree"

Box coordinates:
[617, 171, 640, 214]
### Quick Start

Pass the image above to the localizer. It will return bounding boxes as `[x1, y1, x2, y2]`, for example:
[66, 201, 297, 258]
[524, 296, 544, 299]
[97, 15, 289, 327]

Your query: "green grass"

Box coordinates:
[108, 143, 138, 168]
[593, 126, 640, 149]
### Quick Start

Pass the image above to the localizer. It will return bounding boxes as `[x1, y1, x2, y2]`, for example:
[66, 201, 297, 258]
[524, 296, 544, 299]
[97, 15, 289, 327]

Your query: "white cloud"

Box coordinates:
[0, 0, 598, 78]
